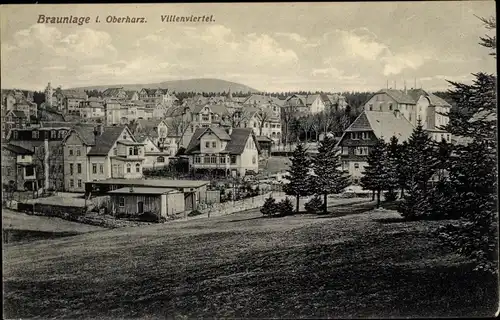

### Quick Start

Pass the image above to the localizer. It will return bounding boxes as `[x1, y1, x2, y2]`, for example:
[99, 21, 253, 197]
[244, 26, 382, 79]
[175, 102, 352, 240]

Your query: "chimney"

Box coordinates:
[129, 186, 134, 193]
[404, 80, 407, 94]
[94, 124, 104, 137]
[44, 138, 49, 190]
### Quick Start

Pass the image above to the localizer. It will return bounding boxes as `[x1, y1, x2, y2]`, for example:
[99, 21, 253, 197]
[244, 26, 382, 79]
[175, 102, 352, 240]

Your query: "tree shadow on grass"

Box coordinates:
[373, 217, 407, 224]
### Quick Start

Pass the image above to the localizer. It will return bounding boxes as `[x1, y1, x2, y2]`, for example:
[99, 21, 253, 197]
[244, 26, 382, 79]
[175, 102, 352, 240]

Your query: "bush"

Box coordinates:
[304, 195, 323, 214]
[261, 196, 278, 216]
[138, 212, 161, 222]
[384, 190, 398, 202]
[398, 185, 431, 221]
[278, 197, 294, 216]
[187, 210, 203, 217]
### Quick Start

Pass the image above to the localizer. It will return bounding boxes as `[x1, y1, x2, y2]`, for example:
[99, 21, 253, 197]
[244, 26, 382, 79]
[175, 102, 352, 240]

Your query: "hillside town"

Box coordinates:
[1, 83, 452, 197]
[1, 3, 497, 320]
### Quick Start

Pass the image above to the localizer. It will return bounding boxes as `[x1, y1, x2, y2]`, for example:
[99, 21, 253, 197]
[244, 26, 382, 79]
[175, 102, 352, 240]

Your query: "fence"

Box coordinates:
[198, 191, 286, 217]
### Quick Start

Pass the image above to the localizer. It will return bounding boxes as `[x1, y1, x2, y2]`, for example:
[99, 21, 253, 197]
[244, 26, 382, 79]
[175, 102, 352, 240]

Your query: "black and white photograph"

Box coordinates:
[1, 1, 498, 318]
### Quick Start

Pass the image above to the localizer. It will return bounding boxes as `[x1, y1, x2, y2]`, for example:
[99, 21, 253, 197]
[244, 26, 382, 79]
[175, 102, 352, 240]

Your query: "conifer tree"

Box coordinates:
[360, 138, 388, 207]
[437, 16, 497, 273]
[312, 135, 351, 214]
[283, 143, 313, 213]
[385, 136, 402, 200]
[398, 120, 437, 219]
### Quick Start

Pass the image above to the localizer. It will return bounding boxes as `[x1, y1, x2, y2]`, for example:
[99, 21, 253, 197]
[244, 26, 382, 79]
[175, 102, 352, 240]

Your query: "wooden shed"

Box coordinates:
[108, 186, 185, 218]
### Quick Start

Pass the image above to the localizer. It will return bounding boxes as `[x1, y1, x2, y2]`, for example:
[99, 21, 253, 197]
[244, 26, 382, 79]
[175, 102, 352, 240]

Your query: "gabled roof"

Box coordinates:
[63, 90, 87, 99]
[224, 128, 260, 154]
[63, 125, 98, 146]
[87, 126, 127, 156]
[185, 127, 259, 155]
[344, 111, 414, 143]
[102, 87, 125, 97]
[125, 90, 138, 99]
[373, 89, 417, 105]
[6, 109, 27, 118]
[2, 143, 33, 155]
[426, 92, 451, 107]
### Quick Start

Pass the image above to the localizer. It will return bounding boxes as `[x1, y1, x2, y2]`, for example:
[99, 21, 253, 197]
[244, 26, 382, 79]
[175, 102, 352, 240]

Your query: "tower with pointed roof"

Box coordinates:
[44, 82, 53, 107]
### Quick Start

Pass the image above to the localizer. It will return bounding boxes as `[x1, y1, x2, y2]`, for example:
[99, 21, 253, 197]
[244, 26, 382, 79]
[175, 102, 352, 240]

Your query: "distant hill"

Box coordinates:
[69, 78, 259, 93]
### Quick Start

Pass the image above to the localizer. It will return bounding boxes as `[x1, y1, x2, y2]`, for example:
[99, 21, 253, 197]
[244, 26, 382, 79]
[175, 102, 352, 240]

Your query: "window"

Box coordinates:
[100, 164, 104, 174]
[136, 163, 140, 173]
[76, 148, 81, 156]
[119, 197, 125, 207]
[195, 156, 201, 164]
[210, 155, 217, 164]
[77, 163, 82, 174]
[354, 163, 359, 169]
[51, 130, 56, 138]
[342, 147, 348, 155]
[92, 164, 97, 174]
[77, 179, 82, 188]
[205, 142, 210, 148]
[157, 156, 165, 163]
[351, 132, 360, 140]
[212, 142, 216, 148]
[69, 163, 74, 175]
[113, 148, 117, 155]
[129, 147, 133, 155]
[277, 124, 280, 128]
[32, 131, 39, 139]
[204, 155, 210, 163]
[134, 147, 139, 155]
[253, 122, 257, 128]
[69, 148, 74, 156]
[231, 155, 237, 164]
[409, 114, 412, 121]
[69, 179, 74, 188]
[389, 104, 393, 111]
[369, 104, 373, 111]
[252, 156, 256, 164]
[220, 155, 226, 164]
[202, 115, 210, 121]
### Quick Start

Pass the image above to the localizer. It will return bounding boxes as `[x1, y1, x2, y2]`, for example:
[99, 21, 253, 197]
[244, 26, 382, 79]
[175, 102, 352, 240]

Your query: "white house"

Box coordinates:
[185, 127, 261, 177]
[63, 125, 146, 192]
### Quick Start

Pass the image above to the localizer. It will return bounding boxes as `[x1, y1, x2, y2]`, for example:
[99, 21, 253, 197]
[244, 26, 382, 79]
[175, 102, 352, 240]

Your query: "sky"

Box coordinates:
[0, 2, 496, 92]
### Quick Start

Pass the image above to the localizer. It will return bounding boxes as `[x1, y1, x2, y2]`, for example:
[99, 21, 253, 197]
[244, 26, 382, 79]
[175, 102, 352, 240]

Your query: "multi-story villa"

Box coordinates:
[1, 143, 37, 191]
[362, 88, 452, 141]
[336, 110, 415, 184]
[63, 125, 146, 192]
[185, 127, 260, 177]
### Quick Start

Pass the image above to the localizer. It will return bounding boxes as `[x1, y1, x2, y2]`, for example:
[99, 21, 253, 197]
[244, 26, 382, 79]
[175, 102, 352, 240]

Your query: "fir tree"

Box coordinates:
[360, 138, 388, 207]
[437, 16, 497, 273]
[385, 136, 402, 200]
[283, 143, 313, 213]
[398, 120, 437, 219]
[261, 196, 278, 216]
[312, 135, 351, 214]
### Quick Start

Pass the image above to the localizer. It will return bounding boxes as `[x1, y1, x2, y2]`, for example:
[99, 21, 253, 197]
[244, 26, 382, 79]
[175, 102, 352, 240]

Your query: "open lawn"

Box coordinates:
[2, 209, 106, 244]
[3, 202, 498, 318]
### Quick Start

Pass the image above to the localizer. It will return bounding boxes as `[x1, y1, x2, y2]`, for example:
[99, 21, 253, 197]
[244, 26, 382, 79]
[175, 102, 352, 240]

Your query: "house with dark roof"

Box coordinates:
[7, 125, 72, 191]
[102, 87, 127, 100]
[138, 88, 177, 106]
[135, 134, 172, 169]
[62, 124, 146, 192]
[2, 143, 37, 191]
[362, 88, 452, 140]
[185, 127, 261, 177]
[336, 110, 419, 184]
[3, 109, 28, 139]
[284, 94, 327, 114]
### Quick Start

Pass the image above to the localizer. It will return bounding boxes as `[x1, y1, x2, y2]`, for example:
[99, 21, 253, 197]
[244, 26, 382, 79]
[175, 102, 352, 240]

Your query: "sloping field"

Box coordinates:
[3, 205, 498, 319]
